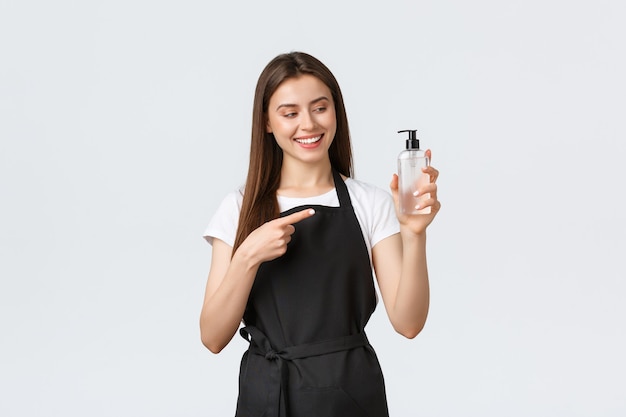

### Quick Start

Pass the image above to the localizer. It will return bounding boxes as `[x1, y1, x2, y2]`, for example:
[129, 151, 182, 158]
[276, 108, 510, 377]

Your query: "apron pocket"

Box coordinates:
[296, 386, 372, 417]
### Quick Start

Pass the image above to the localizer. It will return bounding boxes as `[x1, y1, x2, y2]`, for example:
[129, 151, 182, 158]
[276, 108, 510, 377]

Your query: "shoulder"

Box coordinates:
[203, 187, 244, 246]
[220, 187, 245, 209]
[210, 187, 245, 219]
[344, 177, 399, 248]
[345, 177, 393, 205]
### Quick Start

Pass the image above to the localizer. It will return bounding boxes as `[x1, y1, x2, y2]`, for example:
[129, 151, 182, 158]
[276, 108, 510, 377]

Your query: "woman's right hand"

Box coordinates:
[236, 208, 316, 265]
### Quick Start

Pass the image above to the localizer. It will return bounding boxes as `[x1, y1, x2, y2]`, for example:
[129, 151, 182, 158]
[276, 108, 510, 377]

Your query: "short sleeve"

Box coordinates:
[370, 186, 400, 248]
[203, 190, 243, 247]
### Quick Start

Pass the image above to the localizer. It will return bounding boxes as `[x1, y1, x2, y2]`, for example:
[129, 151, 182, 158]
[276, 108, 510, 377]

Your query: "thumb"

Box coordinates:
[388, 174, 399, 207]
[389, 173, 399, 193]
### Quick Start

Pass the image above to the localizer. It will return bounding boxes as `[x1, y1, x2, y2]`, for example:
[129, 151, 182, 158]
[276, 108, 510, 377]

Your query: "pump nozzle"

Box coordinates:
[398, 129, 420, 150]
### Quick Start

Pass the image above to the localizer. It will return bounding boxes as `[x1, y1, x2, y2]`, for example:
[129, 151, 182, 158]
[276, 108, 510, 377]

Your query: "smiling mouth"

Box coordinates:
[294, 134, 322, 144]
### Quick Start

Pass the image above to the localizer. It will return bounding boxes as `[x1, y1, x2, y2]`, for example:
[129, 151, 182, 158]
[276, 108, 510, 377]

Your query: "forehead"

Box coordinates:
[269, 74, 333, 105]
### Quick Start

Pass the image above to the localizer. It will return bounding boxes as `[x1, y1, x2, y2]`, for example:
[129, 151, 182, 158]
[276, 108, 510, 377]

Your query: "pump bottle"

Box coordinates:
[397, 129, 431, 215]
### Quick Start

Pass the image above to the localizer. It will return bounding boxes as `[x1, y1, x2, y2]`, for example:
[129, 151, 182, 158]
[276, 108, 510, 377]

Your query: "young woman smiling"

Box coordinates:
[200, 51, 441, 417]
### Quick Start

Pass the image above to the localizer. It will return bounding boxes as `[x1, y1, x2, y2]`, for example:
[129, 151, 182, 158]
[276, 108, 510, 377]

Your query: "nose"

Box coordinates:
[300, 111, 316, 130]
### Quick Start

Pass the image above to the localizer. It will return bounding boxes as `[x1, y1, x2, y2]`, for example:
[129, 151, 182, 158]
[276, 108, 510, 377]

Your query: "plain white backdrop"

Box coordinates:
[1, 0, 625, 416]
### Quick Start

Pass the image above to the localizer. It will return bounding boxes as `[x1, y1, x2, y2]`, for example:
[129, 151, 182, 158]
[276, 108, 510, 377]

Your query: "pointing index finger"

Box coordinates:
[281, 208, 316, 225]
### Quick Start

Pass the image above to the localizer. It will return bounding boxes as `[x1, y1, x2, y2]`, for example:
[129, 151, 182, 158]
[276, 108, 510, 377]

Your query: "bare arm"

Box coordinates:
[199, 238, 258, 353]
[373, 150, 441, 338]
[199, 208, 316, 353]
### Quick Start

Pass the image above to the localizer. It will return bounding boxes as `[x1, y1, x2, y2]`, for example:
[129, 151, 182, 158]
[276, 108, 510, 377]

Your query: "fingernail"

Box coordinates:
[413, 190, 420, 197]
[309, 209, 315, 215]
[415, 204, 421, 210]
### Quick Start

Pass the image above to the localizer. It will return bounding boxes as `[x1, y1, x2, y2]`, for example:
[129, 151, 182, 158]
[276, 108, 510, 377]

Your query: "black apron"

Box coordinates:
[236, 170, 389, 417]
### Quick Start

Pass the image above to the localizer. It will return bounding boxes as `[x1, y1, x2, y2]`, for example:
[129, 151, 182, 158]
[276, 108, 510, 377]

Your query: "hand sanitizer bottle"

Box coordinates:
[397, 129, 431, 215]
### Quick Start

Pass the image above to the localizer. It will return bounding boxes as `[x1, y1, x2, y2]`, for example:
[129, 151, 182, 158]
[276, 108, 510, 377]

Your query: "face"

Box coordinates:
[266, 74, 337, 167]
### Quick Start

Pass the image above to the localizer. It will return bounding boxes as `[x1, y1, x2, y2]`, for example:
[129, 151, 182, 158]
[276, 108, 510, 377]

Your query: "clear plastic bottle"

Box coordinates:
[397, 129, 431, 215]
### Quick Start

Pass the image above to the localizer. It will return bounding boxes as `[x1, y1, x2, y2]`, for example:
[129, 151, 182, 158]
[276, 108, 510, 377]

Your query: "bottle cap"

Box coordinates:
[398, 130, 420, 150]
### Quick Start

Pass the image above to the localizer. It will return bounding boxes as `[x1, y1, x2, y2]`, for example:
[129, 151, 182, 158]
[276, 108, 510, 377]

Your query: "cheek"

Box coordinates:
[266, 114, 280, 133]
[326, 109, 338, 125]
[270, 119, 298, 138]
[325, 114, 338, 132]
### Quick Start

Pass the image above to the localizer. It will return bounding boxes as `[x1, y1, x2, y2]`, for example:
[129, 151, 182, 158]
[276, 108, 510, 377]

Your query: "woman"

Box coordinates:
[201, 51, 440, 417]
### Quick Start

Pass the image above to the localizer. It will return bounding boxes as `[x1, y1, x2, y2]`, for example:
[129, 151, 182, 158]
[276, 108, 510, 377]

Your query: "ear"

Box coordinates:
[266, 119, 273, 133]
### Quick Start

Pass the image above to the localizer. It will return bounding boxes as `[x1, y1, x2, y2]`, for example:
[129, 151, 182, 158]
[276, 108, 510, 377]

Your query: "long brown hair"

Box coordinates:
[232, 52, 353, 254]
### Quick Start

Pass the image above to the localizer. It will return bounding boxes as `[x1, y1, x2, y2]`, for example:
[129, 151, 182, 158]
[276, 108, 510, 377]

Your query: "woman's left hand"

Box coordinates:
[389, 149, 441, 235]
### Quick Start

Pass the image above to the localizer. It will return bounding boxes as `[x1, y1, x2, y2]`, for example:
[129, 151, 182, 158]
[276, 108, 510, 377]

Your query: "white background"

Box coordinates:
[1, 0, 625, 416]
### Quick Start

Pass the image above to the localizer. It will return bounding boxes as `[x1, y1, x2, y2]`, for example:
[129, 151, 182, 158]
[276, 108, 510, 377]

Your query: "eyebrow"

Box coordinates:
[275, 96, 329, 111]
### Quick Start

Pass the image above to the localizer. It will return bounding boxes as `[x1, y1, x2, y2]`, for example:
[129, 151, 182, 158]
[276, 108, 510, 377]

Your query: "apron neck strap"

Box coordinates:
[332, 169, 352, 209]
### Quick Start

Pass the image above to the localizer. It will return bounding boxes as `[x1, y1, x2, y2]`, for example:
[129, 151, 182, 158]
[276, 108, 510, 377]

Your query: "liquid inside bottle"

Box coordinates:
[398, 150, 431, 215]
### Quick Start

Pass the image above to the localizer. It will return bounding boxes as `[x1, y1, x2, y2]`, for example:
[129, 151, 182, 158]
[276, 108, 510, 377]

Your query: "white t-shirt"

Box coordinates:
[203, 178, 400, 263]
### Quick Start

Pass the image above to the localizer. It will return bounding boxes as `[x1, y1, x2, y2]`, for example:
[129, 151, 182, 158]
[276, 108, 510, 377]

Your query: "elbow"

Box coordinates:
[200, 315, 227, 354]
[394, 320, 426, 340]
[397, 326, 423, 339]
[200, 314, 238, 354]
[200, 327, 227, 354]
[201, 334, 226, 354]
[396, 327, 424, 339]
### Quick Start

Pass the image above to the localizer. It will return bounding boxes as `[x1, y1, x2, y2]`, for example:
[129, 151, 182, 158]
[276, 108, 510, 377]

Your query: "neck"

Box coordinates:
[278, 159, 334, 196]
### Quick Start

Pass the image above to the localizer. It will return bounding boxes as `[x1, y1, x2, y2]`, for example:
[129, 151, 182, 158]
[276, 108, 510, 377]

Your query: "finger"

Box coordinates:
[388, 174, 399, 207]
[414, 183, 437, 197]
[425, 199, 442, 214]
[281, 208, 316, 225]
[416, 196, 438, 211]
[421, 166, 439, 183]
[425, 149, 432, 162]
[389, 174, 398, 191]
[421, 165, 438, 175]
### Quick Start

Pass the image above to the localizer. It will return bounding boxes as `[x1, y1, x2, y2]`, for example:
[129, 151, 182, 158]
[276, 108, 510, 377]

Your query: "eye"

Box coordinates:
[313, 106, 326, 113]
[283, 112, 297, 118]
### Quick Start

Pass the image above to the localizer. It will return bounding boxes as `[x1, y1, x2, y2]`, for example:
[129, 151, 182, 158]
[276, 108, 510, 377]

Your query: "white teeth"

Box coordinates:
[295, 135, 321, 144]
